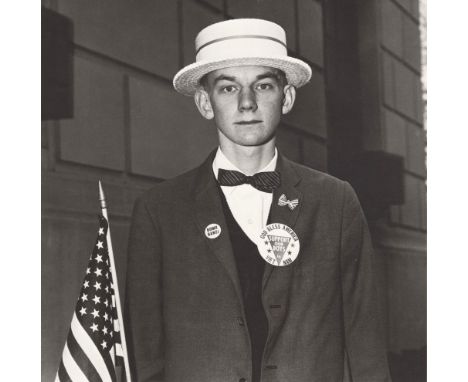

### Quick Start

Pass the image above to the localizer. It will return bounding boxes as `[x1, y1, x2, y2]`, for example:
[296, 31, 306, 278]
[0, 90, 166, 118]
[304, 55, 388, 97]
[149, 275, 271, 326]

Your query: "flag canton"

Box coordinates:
[75, 215, 117, 356]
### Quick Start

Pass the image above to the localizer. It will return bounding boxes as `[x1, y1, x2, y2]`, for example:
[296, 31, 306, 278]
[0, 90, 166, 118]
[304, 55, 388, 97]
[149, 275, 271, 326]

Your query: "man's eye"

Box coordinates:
[221, 85, 237, 93]
[256, 83, 273, 90]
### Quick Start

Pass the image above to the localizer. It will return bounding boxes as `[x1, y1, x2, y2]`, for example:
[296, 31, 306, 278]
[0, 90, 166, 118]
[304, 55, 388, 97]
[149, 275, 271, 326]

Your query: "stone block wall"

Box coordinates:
[380, 0, 426, 231]
[324, 0, 426, 377]
[377, 0, 426, 366]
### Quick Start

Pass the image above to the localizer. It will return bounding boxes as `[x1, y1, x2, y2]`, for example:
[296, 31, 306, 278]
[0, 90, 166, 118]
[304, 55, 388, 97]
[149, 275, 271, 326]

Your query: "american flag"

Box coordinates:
[56, 215, 124, 382]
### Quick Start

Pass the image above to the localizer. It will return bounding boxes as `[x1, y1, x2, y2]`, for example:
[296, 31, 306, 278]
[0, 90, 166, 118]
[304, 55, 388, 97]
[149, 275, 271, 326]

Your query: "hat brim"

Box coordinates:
[173, 56, 312, 96]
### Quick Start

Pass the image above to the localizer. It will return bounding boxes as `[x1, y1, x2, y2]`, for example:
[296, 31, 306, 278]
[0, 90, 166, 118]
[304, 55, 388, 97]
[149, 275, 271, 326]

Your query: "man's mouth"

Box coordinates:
[235, 120, 262, 125]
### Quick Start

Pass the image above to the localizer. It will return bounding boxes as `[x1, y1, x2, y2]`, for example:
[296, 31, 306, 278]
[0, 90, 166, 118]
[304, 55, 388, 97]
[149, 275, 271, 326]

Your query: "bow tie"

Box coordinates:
[278, 194, 299, 210]
[218, 169, 281, 193]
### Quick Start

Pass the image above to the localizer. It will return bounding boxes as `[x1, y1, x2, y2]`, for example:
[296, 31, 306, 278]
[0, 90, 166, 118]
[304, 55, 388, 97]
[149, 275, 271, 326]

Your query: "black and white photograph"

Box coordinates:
[39, 0, 430, 381]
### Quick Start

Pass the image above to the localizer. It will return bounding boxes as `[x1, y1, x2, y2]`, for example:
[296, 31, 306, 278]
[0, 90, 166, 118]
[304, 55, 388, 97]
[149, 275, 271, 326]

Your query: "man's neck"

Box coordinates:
[219, 141, 276, 175]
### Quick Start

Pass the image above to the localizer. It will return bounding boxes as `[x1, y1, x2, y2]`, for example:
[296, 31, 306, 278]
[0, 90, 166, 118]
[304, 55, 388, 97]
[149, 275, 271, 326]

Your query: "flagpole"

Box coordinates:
[99, 181, 132, 382]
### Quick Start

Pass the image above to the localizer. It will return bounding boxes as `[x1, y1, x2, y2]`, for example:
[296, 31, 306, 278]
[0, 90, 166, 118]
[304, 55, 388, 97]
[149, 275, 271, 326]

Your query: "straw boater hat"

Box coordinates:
[173, 18, 312, 96]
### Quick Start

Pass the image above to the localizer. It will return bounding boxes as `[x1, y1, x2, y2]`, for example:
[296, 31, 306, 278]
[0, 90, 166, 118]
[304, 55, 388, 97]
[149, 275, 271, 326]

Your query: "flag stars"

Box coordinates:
[91, 309, 100, 319]
[83, 280, 89, 289]
[96, 241, 104, 249]
[102, 326, 108, 335]
[92, 295, 101, 305]
[98, 227, 105, 236]
[101, 340, 107, 349]
[79, 307, 87, 316]
[103, 312, 109, 321]
[90, 323, 98, 332]
[86, 267, 90, 274]
[94, 268, 102, 277]
[81, 293, 88, 302]
[105, 286, 109, 293]
[94, 281, 101, 291]
[104, 299, 109, 307]
[95, 254, 103, 263]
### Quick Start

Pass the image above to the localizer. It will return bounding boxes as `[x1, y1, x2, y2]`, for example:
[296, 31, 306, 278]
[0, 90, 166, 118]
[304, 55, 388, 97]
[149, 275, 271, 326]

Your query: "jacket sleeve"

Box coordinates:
[340, 182, 392, 382]
[124, 196, 165, 381]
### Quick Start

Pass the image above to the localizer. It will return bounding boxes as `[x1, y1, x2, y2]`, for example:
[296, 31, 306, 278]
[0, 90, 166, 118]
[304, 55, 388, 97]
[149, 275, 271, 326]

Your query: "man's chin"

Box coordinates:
[217, 128, 277, 148]
[237, 135, 276, 147]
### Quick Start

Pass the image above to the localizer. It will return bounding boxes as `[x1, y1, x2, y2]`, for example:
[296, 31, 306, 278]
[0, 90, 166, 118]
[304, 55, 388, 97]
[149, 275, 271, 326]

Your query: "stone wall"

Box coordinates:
[378, 0, 427, 356]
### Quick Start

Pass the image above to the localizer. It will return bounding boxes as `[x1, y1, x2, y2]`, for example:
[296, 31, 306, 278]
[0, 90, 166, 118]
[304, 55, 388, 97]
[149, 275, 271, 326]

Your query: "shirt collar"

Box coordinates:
[212, 147, 278, 193]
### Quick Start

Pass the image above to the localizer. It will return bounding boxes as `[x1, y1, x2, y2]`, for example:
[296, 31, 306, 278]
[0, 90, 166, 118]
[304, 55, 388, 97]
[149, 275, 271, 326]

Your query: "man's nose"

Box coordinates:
[238, 88, 258, 112]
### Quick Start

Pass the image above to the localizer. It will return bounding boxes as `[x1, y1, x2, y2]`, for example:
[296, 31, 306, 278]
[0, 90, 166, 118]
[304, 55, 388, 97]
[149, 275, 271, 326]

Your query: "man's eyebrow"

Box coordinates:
[212, 75, 237, 85]
[255, 72, 281, 81]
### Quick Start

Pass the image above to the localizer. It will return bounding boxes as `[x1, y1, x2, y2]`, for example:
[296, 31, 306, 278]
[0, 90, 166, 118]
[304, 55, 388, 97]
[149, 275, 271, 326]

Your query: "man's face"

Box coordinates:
[195, 65, 296, 149]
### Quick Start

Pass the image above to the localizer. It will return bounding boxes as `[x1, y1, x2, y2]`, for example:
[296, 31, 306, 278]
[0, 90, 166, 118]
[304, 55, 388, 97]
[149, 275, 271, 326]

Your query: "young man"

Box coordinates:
[125, 19, 391, 382]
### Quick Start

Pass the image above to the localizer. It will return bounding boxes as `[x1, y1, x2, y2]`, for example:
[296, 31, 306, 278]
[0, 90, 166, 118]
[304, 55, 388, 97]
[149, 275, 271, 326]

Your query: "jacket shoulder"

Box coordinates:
[286, 158, 362, 207]
[284, 159, 364, 233]
[285, 158, 347, 189]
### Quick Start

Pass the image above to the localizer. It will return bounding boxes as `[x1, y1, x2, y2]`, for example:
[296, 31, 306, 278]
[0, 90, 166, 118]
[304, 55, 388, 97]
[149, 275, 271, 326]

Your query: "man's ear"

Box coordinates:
[194, 88, 214, 120]
[281, 84, 296, 115]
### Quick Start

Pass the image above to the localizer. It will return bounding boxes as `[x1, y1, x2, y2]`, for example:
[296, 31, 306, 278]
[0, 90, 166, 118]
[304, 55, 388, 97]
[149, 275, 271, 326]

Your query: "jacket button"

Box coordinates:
[237, 317, 245, 326]
[239, 378, 247, 382]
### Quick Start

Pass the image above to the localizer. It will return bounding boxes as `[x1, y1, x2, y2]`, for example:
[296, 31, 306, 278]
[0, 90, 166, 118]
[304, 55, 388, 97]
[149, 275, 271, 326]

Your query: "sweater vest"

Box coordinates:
[218, 188, 269, 382]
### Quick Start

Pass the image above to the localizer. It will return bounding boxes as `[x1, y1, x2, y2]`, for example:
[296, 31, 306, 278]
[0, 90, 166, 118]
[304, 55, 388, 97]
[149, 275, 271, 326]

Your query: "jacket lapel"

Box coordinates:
[262, 154, 303, 349]
[269, 155, 302, 229]
[262, 153, 303, 289]
[192, 151, 243, 306]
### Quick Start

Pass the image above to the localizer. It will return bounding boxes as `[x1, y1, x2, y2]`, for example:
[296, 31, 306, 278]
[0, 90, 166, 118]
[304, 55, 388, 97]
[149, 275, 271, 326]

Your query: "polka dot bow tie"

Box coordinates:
[218, 169, 281, 193]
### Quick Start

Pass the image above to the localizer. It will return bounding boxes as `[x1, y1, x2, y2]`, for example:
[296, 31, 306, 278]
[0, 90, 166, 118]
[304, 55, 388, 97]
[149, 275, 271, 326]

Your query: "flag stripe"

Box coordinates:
[110, 345, 115, 364]
[101, 347, 118, 382]
[115, 342, 123, 356]
[62, 343, 90, 382]
[57, 360, 72, 382]
[113, 331, 121, 343]
[67, 331, 102, 382]
[71, 313, 114, 382]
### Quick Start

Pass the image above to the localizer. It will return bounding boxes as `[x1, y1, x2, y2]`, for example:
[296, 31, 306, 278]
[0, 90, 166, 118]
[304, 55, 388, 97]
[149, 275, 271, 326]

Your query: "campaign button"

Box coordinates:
[205, 223, 221, 239]
[257, 223, 300, 266]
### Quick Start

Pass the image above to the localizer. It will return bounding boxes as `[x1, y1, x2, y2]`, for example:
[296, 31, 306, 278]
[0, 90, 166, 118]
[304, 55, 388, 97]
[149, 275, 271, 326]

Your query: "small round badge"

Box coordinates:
[205, 223, 221, 239]
[257, 223, 300, 266]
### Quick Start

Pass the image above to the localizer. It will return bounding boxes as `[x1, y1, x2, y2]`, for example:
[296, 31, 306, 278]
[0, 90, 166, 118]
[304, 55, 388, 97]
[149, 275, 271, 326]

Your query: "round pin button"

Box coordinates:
[257, 223, 300, 266]
[205, 223, 221, 239]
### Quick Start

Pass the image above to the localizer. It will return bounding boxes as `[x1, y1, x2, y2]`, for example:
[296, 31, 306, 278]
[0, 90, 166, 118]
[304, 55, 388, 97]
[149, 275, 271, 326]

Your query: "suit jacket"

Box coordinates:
[124, 151, 391, 382]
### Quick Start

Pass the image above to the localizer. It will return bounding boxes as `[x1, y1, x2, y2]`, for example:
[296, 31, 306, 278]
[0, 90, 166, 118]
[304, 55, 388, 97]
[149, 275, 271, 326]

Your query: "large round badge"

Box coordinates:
[257, 223, 300, 266]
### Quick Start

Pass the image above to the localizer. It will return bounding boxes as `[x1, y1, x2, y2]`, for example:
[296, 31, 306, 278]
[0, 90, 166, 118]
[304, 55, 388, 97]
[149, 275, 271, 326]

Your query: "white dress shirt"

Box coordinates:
[212, 147, 278, 244]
